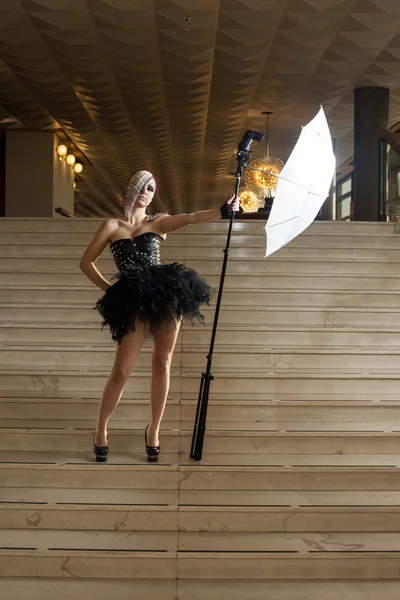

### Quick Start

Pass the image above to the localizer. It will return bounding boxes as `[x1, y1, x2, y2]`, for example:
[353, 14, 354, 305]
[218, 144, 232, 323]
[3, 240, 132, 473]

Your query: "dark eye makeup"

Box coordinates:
[147, 184, 154, 192]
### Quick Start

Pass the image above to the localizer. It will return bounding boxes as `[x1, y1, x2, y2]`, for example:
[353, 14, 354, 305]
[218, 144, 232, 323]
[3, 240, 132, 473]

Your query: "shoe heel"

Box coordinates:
[93, 433, 109, 463]
[145, 425, 160, 463]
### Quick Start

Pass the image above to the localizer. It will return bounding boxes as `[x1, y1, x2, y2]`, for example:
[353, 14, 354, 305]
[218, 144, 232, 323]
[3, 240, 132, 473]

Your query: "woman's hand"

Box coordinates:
[79, 219, 117, 291]
[220, 194, 241, 219]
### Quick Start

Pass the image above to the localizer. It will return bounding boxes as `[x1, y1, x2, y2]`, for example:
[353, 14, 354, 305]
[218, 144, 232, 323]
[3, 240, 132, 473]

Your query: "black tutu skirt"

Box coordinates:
[95, 262, 215, 342]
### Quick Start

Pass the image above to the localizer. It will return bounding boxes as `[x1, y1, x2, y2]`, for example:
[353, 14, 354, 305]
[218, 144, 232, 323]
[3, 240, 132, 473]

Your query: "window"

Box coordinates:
[336, 175, 352, 220]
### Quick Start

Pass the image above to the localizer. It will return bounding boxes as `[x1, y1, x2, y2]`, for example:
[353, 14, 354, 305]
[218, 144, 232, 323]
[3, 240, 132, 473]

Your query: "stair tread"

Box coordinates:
[1, 451, 400, 468]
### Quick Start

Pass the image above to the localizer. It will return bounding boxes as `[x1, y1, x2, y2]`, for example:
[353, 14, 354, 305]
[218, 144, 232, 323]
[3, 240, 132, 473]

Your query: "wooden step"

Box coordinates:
[3, 528, 400, 554]
[2, 429, 400, 455]
[3, 346, 400, 373]
[0, 450, 399, 468]
[0, 398, 180, 428]
[3, 486, 399, 508]
[3, 242, 400, 263]
[0, 463, 179, 490]
[0, 578, 177, 600]
[0, 218, 395, 235]
[2, 326, 400, 350]
[181, 401, 400, 424]
[177, 581, 400, 600]
[0, 504, 178, 529]
[2, 272, 400, 290]
[2, 289, 400, 313]
[0, 549, 399, 580]
[2, 306, 400, 332]
[1, 463, 400, 491]
[0, 549, 177, 578]
[1, 219, 399, 589]
[0, 371, 182, 395]
[2, 399, 400, 429]
[1, 528, 177, 552]
[3, 504, 400, 532]
[3, 256, 400, 276]
[177, 553, 400, 580]
[1, 370, 399, 397]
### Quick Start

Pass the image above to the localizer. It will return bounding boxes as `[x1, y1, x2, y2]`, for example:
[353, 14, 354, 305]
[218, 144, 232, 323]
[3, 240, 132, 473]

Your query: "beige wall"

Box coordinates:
[52, 134, 74, 216]
[5, 131, 74, 217]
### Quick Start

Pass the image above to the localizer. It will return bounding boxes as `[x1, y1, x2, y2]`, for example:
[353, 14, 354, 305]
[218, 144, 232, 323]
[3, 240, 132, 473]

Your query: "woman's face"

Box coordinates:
[136, 177, 156, 208]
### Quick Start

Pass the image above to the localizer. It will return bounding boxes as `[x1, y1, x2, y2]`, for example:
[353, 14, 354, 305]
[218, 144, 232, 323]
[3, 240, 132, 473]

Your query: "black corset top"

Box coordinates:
[109, 232, 163, 270]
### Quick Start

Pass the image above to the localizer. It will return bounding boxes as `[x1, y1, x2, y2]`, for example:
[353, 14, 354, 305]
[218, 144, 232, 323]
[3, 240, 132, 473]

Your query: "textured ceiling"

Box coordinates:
[1, 0, 400, 217]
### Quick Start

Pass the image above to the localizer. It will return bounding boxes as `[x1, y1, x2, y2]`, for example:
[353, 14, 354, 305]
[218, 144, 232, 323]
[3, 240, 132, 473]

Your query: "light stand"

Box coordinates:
[190, 130, 264, 461]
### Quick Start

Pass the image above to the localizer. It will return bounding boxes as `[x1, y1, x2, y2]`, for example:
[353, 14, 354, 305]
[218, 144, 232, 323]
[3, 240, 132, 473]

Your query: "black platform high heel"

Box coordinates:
[93, 432, 109, 463]
[145, 425, 160, 463]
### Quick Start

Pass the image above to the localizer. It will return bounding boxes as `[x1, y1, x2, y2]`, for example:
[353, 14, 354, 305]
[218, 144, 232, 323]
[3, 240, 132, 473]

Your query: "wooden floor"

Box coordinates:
[1, 218, 400, 599]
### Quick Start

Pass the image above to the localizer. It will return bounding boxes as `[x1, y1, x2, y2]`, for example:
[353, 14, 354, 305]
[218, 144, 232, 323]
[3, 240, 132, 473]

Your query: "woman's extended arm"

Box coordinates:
[156, 195, 240, 234]
[79, 219, 119, 291]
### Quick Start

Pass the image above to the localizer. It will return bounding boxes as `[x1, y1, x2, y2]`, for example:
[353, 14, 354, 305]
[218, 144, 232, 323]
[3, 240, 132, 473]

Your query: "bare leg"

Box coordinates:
[147, 318, 181, 446]
[95, 320, 150, 446]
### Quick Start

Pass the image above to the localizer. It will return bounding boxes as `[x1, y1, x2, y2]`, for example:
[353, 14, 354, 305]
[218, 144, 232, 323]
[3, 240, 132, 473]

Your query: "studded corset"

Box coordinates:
[109, 232, 162, 270]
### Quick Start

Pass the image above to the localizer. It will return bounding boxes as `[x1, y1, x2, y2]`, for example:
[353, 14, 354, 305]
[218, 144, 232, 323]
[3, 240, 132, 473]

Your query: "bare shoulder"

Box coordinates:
[91, 218, 121, 246]
[153, 212, 194, 234]
[148, 213, 169, 236]
[100, 218, 120, 234]
[148, 212, 169, 223]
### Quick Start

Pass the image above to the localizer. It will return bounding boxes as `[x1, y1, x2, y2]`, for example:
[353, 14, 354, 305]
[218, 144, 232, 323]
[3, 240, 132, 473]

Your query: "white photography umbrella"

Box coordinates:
[264, 107, 335, 257]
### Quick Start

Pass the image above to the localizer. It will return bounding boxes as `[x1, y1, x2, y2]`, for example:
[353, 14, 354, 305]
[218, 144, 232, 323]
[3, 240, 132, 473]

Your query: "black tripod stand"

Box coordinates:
[190, 130, 264, 461]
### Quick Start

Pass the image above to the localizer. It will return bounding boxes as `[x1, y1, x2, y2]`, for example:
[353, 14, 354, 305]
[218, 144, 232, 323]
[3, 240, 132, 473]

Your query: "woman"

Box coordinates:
[79, 170, 239, 463]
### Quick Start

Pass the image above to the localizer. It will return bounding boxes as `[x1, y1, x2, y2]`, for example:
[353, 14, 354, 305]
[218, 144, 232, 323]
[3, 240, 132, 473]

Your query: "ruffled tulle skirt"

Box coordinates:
[95, 262, 215, 342]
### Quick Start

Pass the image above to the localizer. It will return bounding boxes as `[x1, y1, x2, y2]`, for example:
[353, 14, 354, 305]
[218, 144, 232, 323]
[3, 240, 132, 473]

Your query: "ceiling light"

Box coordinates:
[74, 163, 83, 174]
[66, 154, 76, 166]
[57, 144, 67, 157]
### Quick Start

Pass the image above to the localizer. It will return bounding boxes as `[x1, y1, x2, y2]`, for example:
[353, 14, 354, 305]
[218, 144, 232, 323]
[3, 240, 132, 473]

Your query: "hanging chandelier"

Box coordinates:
[240, 187, 264, 212]
[243, 111, 284, 200]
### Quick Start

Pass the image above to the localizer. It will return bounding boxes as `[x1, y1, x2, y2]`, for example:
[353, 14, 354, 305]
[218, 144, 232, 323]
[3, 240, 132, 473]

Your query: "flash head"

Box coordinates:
[238, 130, 264, 152]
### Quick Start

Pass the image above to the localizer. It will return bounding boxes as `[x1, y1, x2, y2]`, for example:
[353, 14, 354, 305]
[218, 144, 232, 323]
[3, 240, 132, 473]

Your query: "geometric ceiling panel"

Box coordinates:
[1, 0, 400, 216]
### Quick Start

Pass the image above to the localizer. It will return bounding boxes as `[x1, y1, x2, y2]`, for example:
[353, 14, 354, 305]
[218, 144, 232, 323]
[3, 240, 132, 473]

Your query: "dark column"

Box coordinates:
[353, 87, 389, 221]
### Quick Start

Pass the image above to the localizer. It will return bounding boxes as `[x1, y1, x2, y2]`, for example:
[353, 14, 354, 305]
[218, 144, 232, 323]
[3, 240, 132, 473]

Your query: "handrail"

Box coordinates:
[337, 120, 400, 181]
[54, 206, 74, 218]
[378, 129, 400, 157]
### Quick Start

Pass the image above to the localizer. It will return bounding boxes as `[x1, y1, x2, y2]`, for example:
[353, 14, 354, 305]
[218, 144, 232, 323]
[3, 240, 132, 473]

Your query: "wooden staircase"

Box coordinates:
[1, 218, 400, 599]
